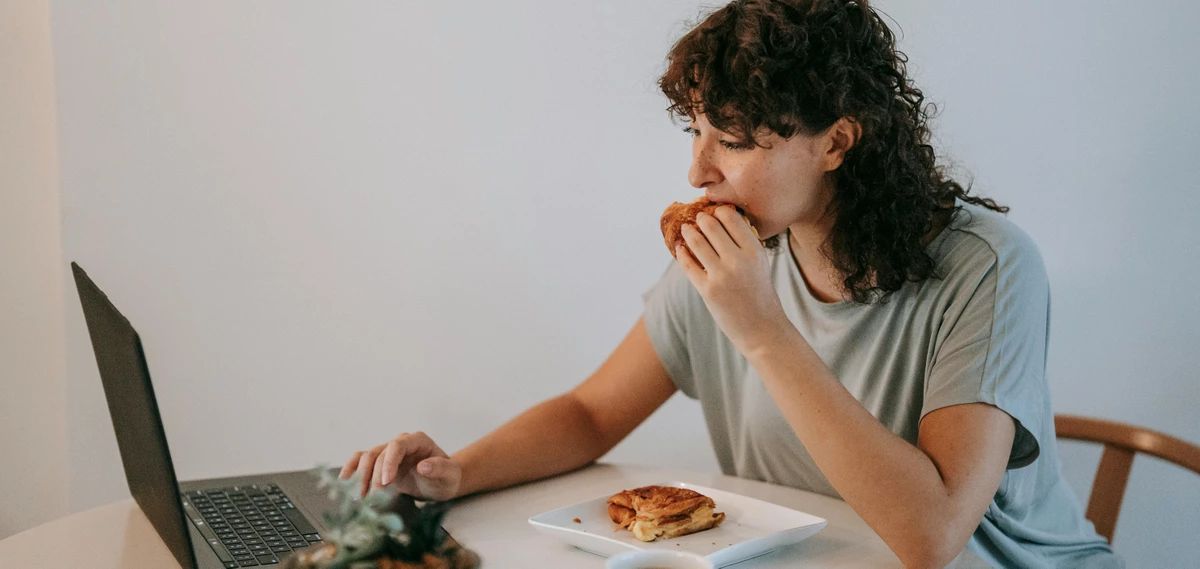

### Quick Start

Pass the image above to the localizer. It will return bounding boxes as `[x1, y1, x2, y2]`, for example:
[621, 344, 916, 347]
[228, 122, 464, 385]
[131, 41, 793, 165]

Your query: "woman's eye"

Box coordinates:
[683, 127, 752, 151]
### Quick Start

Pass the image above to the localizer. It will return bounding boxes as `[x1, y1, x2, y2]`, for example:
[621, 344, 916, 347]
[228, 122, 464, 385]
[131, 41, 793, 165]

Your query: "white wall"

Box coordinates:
[36, 0, 1199, 565]
[0, 0, 69, 540]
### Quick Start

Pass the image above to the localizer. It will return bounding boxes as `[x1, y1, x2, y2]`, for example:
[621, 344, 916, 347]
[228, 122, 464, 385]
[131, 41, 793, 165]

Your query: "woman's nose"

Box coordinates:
[688, 147, 721, 189]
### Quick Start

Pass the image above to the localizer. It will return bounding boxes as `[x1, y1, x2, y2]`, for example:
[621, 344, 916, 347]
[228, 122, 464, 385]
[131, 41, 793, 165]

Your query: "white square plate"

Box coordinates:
[527, 481, 827, 567]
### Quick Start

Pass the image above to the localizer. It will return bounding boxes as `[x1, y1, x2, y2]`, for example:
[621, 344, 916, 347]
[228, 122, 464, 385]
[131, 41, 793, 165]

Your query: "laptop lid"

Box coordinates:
[71, 262, 197, 569]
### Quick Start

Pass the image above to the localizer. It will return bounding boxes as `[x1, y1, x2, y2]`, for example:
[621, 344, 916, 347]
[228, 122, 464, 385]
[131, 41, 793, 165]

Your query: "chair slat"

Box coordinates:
[1055, 413, 1200, 544]
[1086, 445, 1134, 542]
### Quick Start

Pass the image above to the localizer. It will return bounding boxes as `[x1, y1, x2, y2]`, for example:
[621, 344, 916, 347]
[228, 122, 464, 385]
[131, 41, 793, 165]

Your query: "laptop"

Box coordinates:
[71, 262, 438, 568]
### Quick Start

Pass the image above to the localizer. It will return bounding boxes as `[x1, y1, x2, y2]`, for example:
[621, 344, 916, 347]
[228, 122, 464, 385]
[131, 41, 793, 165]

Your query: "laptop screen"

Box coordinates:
[72, 262, 197, 569]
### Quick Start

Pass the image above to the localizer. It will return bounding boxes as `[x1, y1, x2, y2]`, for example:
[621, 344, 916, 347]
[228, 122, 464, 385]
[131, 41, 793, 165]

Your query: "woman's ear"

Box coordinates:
[821, 117, 862, 172]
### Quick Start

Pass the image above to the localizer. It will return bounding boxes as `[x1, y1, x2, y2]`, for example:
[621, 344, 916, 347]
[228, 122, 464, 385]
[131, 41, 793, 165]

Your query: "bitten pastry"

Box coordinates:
[660, 197, 761, 262]
[606, 485, 726, 542]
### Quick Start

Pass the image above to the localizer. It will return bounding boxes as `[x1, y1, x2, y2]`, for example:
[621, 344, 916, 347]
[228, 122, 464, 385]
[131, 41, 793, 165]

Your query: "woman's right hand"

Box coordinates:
[338, 431, 462, 501]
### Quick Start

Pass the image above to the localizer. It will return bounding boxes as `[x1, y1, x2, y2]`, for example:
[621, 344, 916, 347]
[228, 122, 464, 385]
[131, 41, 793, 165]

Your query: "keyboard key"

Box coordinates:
[282, 508, 318, 535]
[224, 562, 240, 569]
[256, 554, 278, 565]
[302, 533, 320, 542]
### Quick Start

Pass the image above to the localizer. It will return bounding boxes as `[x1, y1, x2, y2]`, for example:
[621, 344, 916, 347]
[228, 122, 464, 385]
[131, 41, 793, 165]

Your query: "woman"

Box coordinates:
[342, 1, 1121, 567]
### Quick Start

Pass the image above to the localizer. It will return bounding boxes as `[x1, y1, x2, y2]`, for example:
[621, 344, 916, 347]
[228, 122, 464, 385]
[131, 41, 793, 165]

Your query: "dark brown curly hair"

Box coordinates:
[659, 0, 1008, 303]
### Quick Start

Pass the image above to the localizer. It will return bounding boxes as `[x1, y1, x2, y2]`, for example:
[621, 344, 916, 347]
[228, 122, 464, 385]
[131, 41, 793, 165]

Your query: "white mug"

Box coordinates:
[605, 550, 715, 569]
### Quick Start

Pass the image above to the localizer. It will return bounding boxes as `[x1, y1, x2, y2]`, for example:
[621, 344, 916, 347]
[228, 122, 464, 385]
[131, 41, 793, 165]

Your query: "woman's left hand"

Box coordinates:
[676, 206, 792, 355]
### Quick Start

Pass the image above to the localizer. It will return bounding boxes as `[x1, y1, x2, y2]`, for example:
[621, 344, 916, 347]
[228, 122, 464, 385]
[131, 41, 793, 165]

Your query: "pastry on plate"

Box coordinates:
[606, 485, 726, 542]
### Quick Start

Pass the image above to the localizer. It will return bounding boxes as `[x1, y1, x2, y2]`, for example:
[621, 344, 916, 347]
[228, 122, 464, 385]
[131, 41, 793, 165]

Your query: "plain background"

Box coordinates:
[3, 0, 1198, 566]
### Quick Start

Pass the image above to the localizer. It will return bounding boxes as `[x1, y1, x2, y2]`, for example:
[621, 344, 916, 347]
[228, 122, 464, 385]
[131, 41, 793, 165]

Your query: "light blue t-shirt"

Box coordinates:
[641, 203, 1121, 567]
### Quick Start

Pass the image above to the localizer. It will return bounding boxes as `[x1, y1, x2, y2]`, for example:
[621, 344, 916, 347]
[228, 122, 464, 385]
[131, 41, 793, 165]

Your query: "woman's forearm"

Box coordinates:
[745, 327, 987, 568]
[450, 393, 609, 499]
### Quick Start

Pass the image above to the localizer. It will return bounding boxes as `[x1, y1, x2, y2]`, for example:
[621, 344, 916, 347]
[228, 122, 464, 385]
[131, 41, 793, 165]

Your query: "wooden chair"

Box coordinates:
[1054, 414, 1200, 542]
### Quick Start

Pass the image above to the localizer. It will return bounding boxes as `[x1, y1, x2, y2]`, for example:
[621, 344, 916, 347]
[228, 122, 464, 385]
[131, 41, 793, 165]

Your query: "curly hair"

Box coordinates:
[659, 0, 1008, 303]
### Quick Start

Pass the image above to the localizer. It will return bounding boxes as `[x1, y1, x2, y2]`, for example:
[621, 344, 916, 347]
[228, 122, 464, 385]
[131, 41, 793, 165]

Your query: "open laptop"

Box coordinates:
[71, 262, 437, 568]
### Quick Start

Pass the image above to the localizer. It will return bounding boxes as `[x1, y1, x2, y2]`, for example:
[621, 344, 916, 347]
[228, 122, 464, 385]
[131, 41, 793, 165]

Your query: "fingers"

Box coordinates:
[342, 432, 449, 498]
[339, 451, 363, 479]
[380, 438, 405, 486]
[415, 458, 437, 477]
[356, 445, 383, 498]
[693, 210, 739, 258]
[412, 457, 463, 502]
[371, 450, 386, 492]
[713, 205, 759, 250]
[416, 456, 453, 479]
[675, 244, 702, 279]
[681, 224, 718, 270]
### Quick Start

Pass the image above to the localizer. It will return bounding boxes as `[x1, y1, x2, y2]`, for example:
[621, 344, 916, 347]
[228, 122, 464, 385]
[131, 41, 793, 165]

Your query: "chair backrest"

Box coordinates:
[1054, 414, 1200, 542]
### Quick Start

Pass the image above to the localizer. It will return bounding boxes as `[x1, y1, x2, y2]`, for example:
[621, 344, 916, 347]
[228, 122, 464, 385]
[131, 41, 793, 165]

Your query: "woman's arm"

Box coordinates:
[745, 329, 1013, 569]
[344, 317, 677, 501]
[452, 316, 677, 498]
[676, 207, 1014, 568]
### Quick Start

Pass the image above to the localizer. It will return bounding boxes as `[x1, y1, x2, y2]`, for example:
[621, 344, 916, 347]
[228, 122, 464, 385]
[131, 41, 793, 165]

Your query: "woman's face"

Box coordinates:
[686, 113, 838, 240]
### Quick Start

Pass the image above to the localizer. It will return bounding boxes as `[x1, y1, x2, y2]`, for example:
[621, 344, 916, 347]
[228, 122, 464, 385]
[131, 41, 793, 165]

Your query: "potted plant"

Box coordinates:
[281, 467, 481, 569]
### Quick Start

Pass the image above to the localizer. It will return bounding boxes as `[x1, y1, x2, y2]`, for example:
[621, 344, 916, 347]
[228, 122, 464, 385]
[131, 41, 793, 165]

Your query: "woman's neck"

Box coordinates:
[787, 222, 846, 304]
[787, 209, 954, 304]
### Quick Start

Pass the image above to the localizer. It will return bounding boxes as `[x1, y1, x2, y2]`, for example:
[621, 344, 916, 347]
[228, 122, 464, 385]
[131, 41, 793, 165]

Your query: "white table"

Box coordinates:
[0, 463, 991, 568]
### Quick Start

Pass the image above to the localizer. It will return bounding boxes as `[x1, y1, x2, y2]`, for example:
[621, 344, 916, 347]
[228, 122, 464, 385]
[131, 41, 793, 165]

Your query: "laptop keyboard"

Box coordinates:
[182, 484, 324, 568]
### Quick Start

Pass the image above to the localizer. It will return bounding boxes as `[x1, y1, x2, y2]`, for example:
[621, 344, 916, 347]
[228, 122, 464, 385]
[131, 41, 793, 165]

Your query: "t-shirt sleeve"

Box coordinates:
[641, 261, 700, 399]
[923, 235, 1050, 469]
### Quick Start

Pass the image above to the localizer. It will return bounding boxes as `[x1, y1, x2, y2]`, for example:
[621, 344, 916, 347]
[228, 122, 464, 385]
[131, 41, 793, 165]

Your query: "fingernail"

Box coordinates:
[381, 474, 390, 485]
[418, 462, 432, 475]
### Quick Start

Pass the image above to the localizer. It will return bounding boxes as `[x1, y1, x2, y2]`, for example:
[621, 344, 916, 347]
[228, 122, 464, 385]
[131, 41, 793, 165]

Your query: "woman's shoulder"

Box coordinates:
[932, 203, 1048, 284]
